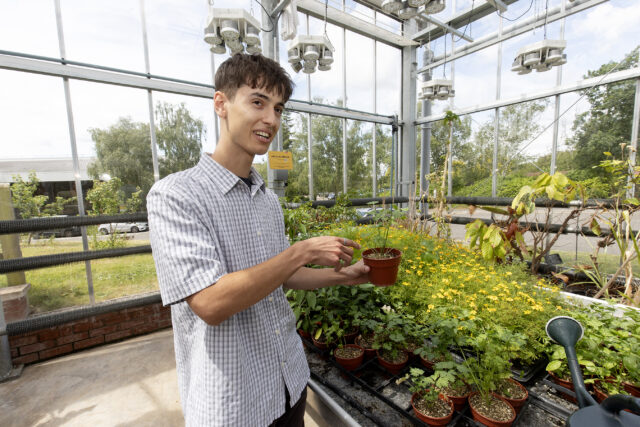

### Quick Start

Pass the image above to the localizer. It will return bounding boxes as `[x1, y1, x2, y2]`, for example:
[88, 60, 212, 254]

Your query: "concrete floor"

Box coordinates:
[0, 329, 336, 427]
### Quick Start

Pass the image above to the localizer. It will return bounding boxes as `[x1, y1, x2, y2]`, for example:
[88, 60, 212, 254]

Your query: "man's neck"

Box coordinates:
[211, 140, 254, 177]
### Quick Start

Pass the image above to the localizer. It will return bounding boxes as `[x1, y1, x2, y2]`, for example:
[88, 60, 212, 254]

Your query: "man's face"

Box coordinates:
[218, 84, 284, 157]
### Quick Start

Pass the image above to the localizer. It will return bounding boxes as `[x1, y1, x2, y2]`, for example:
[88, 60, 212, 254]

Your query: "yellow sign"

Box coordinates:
[268, 151, 293, 170]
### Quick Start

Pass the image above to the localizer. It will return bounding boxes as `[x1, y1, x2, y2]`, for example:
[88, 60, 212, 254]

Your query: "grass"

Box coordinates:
[1, 239, 158, 314]
[549, 250, 622, 276]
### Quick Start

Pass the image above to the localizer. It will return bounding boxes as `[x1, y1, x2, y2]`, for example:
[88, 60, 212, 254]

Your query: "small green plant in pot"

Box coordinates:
[362, 203, 403, 286]
[372, 310, 409, 375]
[402, 367, 454, 426]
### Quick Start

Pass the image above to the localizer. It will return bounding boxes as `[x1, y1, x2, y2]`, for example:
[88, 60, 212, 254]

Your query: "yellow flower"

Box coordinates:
[487, 308, 496, 312]
[402, 281, 410, 286]
[556, 305, 563, 310]
[524, 310, 531, 314]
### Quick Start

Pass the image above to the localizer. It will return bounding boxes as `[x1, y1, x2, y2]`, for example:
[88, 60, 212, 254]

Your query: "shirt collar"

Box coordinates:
[198, 154, 266, 195]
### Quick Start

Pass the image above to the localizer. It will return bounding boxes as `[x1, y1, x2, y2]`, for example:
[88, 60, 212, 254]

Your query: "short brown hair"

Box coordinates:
[215, 53, 294, 102]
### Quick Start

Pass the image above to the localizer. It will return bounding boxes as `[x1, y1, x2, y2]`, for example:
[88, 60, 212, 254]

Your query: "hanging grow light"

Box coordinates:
[287, 35, 335, 74]
[397, 2, 419, 20]
[408, 0, 428, 6]
[382, 0, 404, 13]
[424, 0, 446, 14]
[511, 39, 567, 74]
[419, 79, 455, 100]
[203, 8, 262, 56]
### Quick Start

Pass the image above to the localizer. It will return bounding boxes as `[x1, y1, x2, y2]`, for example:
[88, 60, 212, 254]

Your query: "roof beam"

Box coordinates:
[296, 0, 417, 48]
[271, 0, 292, 18]
[412, 0, 519, 42]
[417, 13, 473, 42]
[486, 0, 508, 13]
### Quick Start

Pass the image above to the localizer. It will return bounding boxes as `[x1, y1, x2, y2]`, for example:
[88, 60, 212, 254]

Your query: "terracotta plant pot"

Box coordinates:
[355, 334, 377, 360]
[362, 248, 402, 286]
[548, 371, 577, 404]
[593, 381, 608, 404]
[343, 327, 359, 344]
[624, 382, 640, 398]
[411, 392, 454, 426]
[440, 384, 471, 412]
[376, 350, 409, 376]
[469, 392, 516, 427]
[493, 378, 529, 414]
[312, 333, 330, 351]
[420, 354, 445, 371]
[334, 344, 364, 372]
[297, 329, 311, 340]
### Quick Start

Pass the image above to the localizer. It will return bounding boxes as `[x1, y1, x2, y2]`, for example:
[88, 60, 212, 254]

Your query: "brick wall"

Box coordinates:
[8, 302, 172, 367]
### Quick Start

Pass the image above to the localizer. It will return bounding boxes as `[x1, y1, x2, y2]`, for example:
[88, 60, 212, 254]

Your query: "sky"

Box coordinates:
[0, 0, 638, 168]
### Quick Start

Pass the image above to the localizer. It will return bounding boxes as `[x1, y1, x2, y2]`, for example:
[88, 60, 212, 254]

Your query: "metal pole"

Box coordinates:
[263, 0, 284, 196]
[400, 19, 418, 200]
[55, 0, 95, 304]
[421, 48, 433, 218]
[447, 32, 454, 198]
[492, 14, 503, 198]
[342, 0, 348, 195]
[550, 0, 566, 176]
[140, 0, 160, 183]
[210, 53, 219, 147]
[306, 14, 314, 200]
[629, 78, 640, 198]
[372, 23, 377, 197]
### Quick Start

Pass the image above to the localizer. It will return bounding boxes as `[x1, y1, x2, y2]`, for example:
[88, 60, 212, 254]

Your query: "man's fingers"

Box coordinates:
[339, 237, 361, 250]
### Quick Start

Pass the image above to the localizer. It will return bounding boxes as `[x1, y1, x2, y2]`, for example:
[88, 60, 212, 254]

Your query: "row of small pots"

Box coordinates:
[548, 371, 640, 405]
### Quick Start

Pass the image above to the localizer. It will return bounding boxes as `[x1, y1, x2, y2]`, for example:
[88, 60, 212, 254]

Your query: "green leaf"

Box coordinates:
[546, 360, 562, 371]
[481, 241, 493, 260]
[306, 292, 317, 310]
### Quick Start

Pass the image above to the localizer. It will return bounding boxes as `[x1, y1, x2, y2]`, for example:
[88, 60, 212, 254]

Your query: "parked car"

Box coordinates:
[34, 215, 82, 239]
[98, 222, 149, 235]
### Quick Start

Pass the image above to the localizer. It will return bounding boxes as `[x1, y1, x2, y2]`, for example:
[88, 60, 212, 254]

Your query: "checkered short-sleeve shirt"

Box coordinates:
[147, 154, 309, 426]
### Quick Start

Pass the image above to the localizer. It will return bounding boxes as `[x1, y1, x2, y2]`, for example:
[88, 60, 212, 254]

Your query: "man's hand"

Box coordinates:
[296, 236, 360, 272]
[336, 259, 370, 285]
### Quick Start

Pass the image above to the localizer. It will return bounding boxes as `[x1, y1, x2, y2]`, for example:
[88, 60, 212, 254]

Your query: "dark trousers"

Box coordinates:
[269, 386, 307, 427]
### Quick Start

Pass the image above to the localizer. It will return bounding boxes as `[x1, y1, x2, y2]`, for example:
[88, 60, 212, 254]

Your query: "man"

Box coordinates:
[147, 53, 370, 426]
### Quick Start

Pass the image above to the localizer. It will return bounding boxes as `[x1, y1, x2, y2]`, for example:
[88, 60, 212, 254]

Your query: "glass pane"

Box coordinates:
[151, 92, 213, 179]
[346, 31, 375, 112]
[145, 0, 212, 83]
[375, 125, 393, 196]
[452, 44, 498, 110]
[0, 0, 59, 57]
[281, 112, 309, 199]
[60, 0, 145, 72]
[376, 43, 401, 116]
[311, 114, 343, 197]
[346, 120, 373, 196]
[67, 80, 157, 302]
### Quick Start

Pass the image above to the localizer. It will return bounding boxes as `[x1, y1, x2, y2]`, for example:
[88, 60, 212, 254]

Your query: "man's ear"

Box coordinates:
[213, 91, 228, 119]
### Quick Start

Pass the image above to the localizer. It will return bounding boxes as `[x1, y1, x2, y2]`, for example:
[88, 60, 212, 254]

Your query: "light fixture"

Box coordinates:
[397, 2, 418, 19]
[244, 24, 260, 45]
[288, 47, 301, 63]
[246, 44, 262, 54]
[408, 0, 428, 6]
[203, 23, 222, 45]
[210, 43, 227, 55]
[382, 0, 403, 13]
[511, 39, 567, 74]
[204, 8, 262, 56]
[220, 20, 239, 41]
[419, 79, 455, 100]
[424, 0, 446, 14]
[287, 35, 335, 73]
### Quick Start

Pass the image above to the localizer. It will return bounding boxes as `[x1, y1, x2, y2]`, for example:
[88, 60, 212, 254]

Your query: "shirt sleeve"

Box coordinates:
[147, 185, 227, 306]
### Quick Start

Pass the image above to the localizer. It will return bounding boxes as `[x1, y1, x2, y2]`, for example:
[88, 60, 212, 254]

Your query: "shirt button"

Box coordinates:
[268, 296, 274, 302]
[275, 329, 280, 335]
[281, 361, 286, 368]
[257, 231, 262, 236]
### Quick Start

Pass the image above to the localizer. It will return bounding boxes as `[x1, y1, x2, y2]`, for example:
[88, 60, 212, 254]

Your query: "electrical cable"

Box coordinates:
[253, 0, 287, 33]
[453, 0, 475, 43]
[497, 0, 535, 22]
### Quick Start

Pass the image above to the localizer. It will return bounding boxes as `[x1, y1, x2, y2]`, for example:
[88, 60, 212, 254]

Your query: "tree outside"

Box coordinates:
[87, 102, 205, 205]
